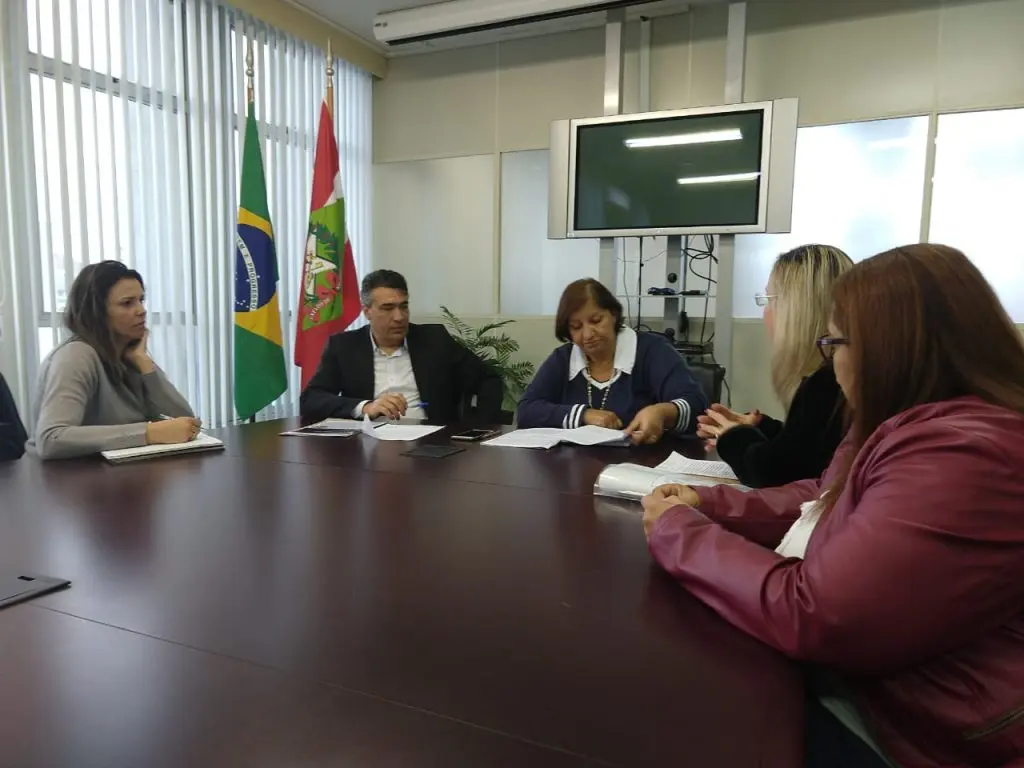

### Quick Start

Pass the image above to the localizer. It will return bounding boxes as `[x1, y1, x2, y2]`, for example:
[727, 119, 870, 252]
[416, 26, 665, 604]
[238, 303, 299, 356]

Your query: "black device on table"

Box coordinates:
[0, 572, 70, 609]
[451, 428, 500, 442]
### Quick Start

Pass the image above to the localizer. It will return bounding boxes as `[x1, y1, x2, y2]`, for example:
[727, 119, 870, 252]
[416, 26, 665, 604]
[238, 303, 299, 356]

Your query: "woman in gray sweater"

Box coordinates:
[30, 261, 200, 460]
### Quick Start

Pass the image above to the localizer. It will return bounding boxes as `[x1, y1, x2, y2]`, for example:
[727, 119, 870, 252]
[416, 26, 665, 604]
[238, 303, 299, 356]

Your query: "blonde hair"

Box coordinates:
[768, 244, 854, 408]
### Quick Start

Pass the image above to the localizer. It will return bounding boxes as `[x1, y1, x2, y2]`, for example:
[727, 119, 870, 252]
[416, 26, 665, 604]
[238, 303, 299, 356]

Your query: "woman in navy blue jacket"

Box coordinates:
[517, 279, 708, 444]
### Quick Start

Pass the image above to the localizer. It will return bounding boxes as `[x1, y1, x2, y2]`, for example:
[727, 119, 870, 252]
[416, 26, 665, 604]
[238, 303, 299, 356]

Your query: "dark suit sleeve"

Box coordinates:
[299, 336, 364, 422]
[0, 374, 28, 461]
[447, 330, 503, 423]
[715, 367, 845, 489]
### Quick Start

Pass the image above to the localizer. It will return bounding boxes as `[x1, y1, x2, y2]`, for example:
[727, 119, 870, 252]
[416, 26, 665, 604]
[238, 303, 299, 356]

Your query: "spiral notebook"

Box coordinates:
[101, 433, 225, 464]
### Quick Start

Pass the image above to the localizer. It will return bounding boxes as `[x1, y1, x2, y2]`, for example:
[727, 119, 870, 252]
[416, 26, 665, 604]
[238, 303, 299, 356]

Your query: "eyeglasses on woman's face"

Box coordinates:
[816, 334, 849, 362]
[753, 293, 778, 308]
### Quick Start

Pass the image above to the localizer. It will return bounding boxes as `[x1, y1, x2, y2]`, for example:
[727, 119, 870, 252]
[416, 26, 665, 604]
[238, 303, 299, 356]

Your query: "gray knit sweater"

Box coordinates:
[29, 339, 194, 460]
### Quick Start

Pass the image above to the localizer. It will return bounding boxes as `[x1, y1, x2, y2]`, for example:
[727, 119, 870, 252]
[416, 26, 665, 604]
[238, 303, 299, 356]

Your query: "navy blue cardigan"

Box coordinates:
[517, 332, 708, 433]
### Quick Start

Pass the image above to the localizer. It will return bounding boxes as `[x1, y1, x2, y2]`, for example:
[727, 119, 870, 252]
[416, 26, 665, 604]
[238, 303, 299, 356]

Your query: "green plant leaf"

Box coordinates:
[475, 319, 515, 336]
[440, 305, 474, 340]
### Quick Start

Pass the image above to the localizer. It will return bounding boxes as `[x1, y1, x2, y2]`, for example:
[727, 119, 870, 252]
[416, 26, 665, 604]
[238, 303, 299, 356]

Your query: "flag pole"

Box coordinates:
[325, 38, 334, 119]
[245, 37, 257, 425]
[246, 38, 254, 105]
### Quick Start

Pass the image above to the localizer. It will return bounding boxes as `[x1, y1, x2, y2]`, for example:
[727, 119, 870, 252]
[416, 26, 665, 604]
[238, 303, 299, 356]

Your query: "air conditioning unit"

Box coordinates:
[374, 0, 690, 52]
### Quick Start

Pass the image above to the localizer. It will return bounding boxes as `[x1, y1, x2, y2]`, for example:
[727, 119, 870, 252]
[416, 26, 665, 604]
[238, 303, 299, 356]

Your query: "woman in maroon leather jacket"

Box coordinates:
[642, 244, 1024, 768]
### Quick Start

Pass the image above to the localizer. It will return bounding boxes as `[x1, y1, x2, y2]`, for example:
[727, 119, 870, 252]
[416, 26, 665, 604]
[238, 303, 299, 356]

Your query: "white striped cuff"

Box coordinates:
[671, 399, 691, 433]
[562, 404, 586, 429]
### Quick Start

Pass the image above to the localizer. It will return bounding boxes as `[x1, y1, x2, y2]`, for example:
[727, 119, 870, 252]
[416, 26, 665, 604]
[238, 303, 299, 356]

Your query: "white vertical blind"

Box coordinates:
[0, 0, 373, 426]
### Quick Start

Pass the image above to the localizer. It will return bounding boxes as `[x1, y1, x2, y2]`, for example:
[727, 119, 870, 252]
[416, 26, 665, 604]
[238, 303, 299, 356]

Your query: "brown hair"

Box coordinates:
[554, 278, 625, 342]
[64, 260, 145, 380]
[824, 244, 1024, 510]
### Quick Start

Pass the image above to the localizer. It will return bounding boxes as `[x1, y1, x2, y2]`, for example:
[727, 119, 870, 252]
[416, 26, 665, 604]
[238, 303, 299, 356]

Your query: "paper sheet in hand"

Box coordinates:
[653, 452, 738, 481]
[101, 432, 224, 463]
[483, 425, 630, 450]
[361, 416, 443, 442]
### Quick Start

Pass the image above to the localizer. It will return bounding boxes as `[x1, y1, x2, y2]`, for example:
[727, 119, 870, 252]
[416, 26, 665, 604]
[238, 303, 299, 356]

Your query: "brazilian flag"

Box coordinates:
[234, 102, 287, 420]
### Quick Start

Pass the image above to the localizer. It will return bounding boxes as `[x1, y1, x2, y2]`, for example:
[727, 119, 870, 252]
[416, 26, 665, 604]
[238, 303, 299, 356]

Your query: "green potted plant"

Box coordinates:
[440, 306, 535, 423]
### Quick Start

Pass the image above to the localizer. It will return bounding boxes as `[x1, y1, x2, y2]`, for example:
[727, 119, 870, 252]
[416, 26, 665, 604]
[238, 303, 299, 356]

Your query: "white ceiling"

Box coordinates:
[290, 1, 443, 51]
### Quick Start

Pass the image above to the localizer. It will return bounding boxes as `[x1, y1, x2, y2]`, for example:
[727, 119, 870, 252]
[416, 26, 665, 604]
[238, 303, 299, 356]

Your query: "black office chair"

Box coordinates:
[688, 361, 726, 405]
[0, 372, 28, 461]
[460, 389, 515, 425]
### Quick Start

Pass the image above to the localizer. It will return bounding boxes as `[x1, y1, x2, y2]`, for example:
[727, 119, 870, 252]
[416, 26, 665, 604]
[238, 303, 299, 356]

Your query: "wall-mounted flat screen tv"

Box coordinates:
[548, 99, 798, 238]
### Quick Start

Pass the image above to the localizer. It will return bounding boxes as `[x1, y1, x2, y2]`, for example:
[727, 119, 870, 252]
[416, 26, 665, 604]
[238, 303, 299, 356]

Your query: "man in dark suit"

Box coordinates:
[0, 372, 28, 461]
[300, 270, 503, 424]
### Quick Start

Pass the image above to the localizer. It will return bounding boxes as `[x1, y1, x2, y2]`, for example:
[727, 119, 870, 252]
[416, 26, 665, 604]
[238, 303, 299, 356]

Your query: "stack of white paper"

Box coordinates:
[482, 425, 630, 450]
[594, 453, 744, 501]
[594, 464, 724, 500]
[101, 433, 224, 464]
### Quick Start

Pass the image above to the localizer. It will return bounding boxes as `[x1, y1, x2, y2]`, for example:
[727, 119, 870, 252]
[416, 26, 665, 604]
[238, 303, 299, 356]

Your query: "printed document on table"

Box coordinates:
[564, 425, 631, 446]
[654, 452, 739, 481]
[482, 429, 564, 449]
[483, 425, 630, 450]
[361, 416, 443, 441]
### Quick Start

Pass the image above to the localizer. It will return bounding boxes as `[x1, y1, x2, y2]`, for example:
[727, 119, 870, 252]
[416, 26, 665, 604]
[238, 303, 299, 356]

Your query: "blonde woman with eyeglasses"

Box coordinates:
[697, 244, 853, 487]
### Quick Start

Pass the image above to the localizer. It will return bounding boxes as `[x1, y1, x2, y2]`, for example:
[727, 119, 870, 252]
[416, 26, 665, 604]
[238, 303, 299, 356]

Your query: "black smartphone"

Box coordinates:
[450, 428, 499, 442]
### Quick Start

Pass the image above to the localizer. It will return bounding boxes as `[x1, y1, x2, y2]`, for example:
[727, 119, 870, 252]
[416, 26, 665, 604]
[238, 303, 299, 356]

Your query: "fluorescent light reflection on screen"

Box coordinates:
[624, 128, 742, 149]
[608, 187, 630, 209]
[676, 171, 760, 185]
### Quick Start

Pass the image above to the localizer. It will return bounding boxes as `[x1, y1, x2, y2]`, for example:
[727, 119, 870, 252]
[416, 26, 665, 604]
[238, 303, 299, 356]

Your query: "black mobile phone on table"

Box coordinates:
[451, 428, 499, 442]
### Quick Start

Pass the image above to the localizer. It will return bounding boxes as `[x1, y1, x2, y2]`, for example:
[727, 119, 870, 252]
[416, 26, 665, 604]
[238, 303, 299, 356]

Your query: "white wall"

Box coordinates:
[376, 1, 1024, 161]
[373, 0, 1024, 412]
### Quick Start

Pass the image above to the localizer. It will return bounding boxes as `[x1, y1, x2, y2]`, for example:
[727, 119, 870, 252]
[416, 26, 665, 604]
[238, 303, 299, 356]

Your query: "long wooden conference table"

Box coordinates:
[0, 420, 804, 767]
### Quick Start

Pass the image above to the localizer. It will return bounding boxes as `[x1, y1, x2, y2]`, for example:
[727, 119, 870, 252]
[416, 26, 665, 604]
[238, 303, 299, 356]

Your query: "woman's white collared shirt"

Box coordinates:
[568, 326, 638, 390]
[562, 327, 638, 429]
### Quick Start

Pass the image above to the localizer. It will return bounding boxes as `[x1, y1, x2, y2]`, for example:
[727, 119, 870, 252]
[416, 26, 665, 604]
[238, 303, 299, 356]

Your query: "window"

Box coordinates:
[9, 0, 373, 425]
[27, 0, 123, 77]
[929, 108, 1024, 322]
[30, 76, 130, 314]
[732, 116, 929, 318]
[26, 0, 193, 371]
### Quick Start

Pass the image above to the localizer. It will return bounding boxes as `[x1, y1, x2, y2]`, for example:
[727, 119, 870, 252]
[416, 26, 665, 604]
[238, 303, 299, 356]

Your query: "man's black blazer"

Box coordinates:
[299, 324, 503, 424]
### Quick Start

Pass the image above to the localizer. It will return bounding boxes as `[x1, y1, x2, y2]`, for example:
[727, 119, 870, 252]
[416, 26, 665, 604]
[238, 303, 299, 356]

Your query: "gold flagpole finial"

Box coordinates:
[325, 38, 335, 118]
[245, 37, 255, 104]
